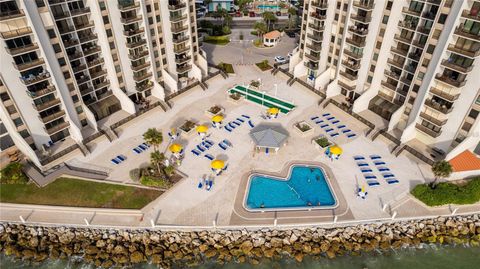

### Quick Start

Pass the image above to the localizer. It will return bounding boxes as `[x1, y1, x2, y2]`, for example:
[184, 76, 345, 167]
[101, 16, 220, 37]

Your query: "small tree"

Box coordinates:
[253, 21, 267, 39]
[430, 160, 453, 188]
[143, 128, 163, 151]
[287, 7, 297, 29]
[262, 11, 278, 31]
[150, 151, 166, 176]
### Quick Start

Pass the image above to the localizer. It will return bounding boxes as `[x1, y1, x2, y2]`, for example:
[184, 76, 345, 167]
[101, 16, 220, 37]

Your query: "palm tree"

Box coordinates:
[253, 21, 267, 39]
[430, 160, 453, 188]
[143, 128, 163, 151]
[287, 7, 297, 29]
[262, 11, 277, 32]
[150, 151, 165, 175]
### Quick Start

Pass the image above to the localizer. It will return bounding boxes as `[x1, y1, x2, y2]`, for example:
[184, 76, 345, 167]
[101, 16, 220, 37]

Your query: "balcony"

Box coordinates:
[118, 2, 140, 11]
[14, 58, 45, 72]
[340, 71, 358, 81]
[346, 37, 366, 47]
[131, 61, 150, 71]
[435, 74, 466, 88]
[40, 111, 66, 124]
[93, 80, 109, 90]
[416, 26, 431, 35]
[126, 39, 146, 49]
[79, 34, 97, 44]
[129, 50, 149, 60]
[83, 46, 101, 57]
[422, 11, 436, 21]
[343, 49, 363, 59]
[80, 87, 94, 96]
[21, 72, 50, 86]
[70, 7, 90, 17]
[76, 75, 91, 85]
[304, 53, 320, 62]
[394, 34, 412, 44]
[384, 70, 400, 80]
[0, 9, 25, 20]
[391, 47, 409, 57]
[353, 1, 374, 10]
[408, 52, 421, 61]
[308, 23, 325, 32]
[454, 26, 480, 41]
[121, 15, 141, 24]
[90, 70, 107, 80]
[0, 27, 32, 39]
[87, 58, 104, 68]
[35, 98, 61, 112]
[402, 7, 421, 17]
[123, 27, 144, 36]
[136, 81, 154, 91]
[171, 25, 188, 33]
[416, 123, 441, 138]
[58, 26, 75, 34]
[461, 10, 480, 22]
[381, 80, 397, 91]
[341, 60, 361, 70]
[350, 14, 372, 23]
[68, 52, 83, 61]
[387, 58, 404, 69]
[306, 43, 321, 52]
[420, 112, 447, 126]
[441, 59, 473, 73]
[310, 12, 326, 21]
[63, 39, 79, 48]
[398, 21, 417, 31]
[133, 72, 152, 82]
[170, 14, 187, 23]
[304, 61, 319, 70]
[174, 46, 190, 54]
[75, 22, 94, 31]
[306, 33, 322, 42]
[6, 43, 39, 56]
[430, 87, 460, 102]
[411, 39, 426, 49]
[311, 1, 328, 9]
[447, 44, 480, 58]
[168, 2, 187, 10]
[175, 56, 191, 64]
[348, 26, 368, 36]
[425, 98, 453, 114]
[338, 80, 356, 91]
[173, 35, 189, 43]
[28, 85, 56, 99]
[177, 64, 192, 73]
[45, 122, 69, 135]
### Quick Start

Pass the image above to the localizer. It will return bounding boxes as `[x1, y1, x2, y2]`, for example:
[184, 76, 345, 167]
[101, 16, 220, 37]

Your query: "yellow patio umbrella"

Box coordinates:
[169, 143, 183, 153]
[210, 159, 225, 170]
[329, 145, 343, 155]
[212, 115, 224, 123]
[196, 125, 208, 133]
[267, 107, 279, 115]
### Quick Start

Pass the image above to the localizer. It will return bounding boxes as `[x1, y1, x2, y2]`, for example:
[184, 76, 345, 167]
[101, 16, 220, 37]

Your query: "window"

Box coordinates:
[427, 44, 435, 54]
[0, 92, 10, 102]
[109, 42, 115, 49]
[462, 122, 472, 132]
[367, 75, 373, 83]
[19, 129, 29, 138]
[115, 65, 121, 72]
[106, 29, 112, 37]
[370, 65, 375, 72]
[13, 118, 23, 127]
[63, 71, 70, 79]
[382, 15, 389, 24]
[99, 1, 106, 11]
[148, 17, 153, 25]
[156, 15, 160, 22]
[102, 15, 109, 24]
[53, 43, 62, 53]
[47, 29, 56, 38]
[469, 109, 479, 119]
[343, 3, 348, 11]
[337, 2, 341, 9]
[418, 72, 424, 81]
[76, 106, 83, 113]
[81, 119, 88, 126]
[386, 1, 393, 10]
[58, 57, 66, 66]
[432, 29, 441, 39]
[146, 4, 151, 12]
[71, 95, 78, 102]
[438, 14, 447, 24]
[35, 0, 45, 7]
[334, 14, 339, 21]
[373, 53, 379, 61]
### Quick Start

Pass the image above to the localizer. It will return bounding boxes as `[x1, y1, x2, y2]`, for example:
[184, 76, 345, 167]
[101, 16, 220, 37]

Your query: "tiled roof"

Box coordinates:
[264, 30, 281, 39]
[449, 150, 480, 172]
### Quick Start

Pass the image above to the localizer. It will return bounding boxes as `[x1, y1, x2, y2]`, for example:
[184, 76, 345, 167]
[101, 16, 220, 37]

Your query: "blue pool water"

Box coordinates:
[246, 165, 336, 210]
[257, 5, 280, 10]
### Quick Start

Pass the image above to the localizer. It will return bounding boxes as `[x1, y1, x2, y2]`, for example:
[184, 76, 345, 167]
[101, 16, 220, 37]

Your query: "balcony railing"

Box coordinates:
[28, 85, 56, 99]
[79, 34, 97, 44]
[90, 70, 107, 80]
[416, 26, 431, 35]
[173, 35, 189, 43]
[63, 39, 79, 48]
[131, 61, 150, 71]
[350, 14, 372, 23]
[381, 80, 397, 91]
[175, 56, 191, 64]
[177, 64, 192, 73]
[310, 12, 327, 21]
[420, 112, 447, 126]
[75, 22, 94, 31]
[21, 71, 50, 86]
[430, 87, 460, 102]
[338, 80, 356, 91]
[384, 70, 400, 80]
[353, 1, 374, 10]
[83, 46, 101, 56]
[170, 14, 187, 23]
[121, 15, 142, 24]
[174, 46, 190, 54]
[391, 47, 409, 57]
[306, 43, 321, 52]
[408, 52, 421, 61]
[425, 99, 453, 114]
[129, 50, 149, 60]
[307, 33, 322, 42]
[70, 7, 90, 17]
[412, 39, 426, 48]
[454, 26, 480, 41]
[441, 59, 473, 73]
[14, 58, 45, 72]
[118, 2, 140, 11]
[422, 11, 436, 21]
[308, 23, 325, 32]
[35, 99, 61, 112]
[126, 39, 146, 48]
[68, 52, 83, 60]
[348, 26, 368, 36]
[133, 72, 152, 82]
[304, 53, 320, 61]
[136, 81, 154, 91]
[0, 27, 32, 39]
[461, 10, 480, 22]
[169, 2, 187, 10]
[447, 44, 480, 58]
[45, 122, 69, 135]
[93, 80, 109, 90]
[402, 7, 422, 17]
[394, 34, 412, 44]
[87, 58, 104, 68]
[398, 21, 417, 31]
[304, 61, 318, 70]
[435, 74, 466, 88]
[40, 111, 66, 124]
[343, 49, 363, 59]
[123, 27, 144, 36]
[387, 58, 404, 69]
[6, 43, 39, 56]
[342, 60, 361, 70]
[311, 1, 328, 9]
[0, 9, 25, 20]
[416, 123, 441, 138]
[171, 26, 188, 33]
[346, 37, 366, 47]
[340, 71, 358, 81]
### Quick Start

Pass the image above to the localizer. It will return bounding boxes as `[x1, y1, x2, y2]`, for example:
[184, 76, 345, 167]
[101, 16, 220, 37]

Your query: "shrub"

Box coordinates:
[0, 162, 28, 184]
[411, 177, 480, 206]
[164, 166, 175, 177]
[253, 39, 263, 47]
[140, 176, 172, 188]
[315, 137, 331, 148]
[255, 60, 273, 71]
[129, 168, 142, 182]
[203, 35, 230, 45]
[239, 33, 244, 40]
[222, 26, 231, 35]
[217, 62, 235, 74]
[296, 123, 311, 132]
[250, 80, 260, 87]
[250, 30, 258, 36]
[229, 93, 242, 100]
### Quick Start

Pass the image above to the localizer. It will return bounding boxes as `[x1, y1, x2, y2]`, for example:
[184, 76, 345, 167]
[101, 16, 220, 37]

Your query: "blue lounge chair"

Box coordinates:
[198, 178, 204, 189]
[196, 145, 206, 152]
[242, 114, 250, 119]
[330, 133, 339, 138]
[315, 120, 324, 124]
[205, 140, 214, 146]
[205, 154, 214, 160]
[218, 143, 227, 150]
[342, 129, 351, 133]
[325, 128, 334, 132]
[228, 122, 236, 129]
[248, 120, 255, 128]
[233, 121, 241, 126]
[374, 161, 386, 166]
[322, 113, 330, 117]
[225, 125, 232, 132]
[206, 180, 213, 191]
[266, 148, 269, 154]
[117, 155, 126, 162]
[354, 156, 365, 160]
[326, 116, 335, 121]
[357, 162, 369, 167]
[337, 125, 346, 129]
[191, 149, 200, 156]
[204, 143, 211, 149]
[347, 134, 357, 138]
[386, 178, 399, 184]
[361, 168, 373, 173]
[223, 139, 232, 147]
[383, 173, 395, 178]
[138, 144, 148, 151]
[378, 167, 390, 172]
[364, 175, 377, 179]
[111, 158, 120, 164]
[237, 118, 245, 123]
[370, 155, 382, 160]
[142, 143, 150, 148]
[222, 164, 228, 171]
[331, 120, 340, 124]
[367, 180, 380, 186]
[133, 147, 142, 154]
[320, 124, 329, 128]
[311, 116, 319, 120]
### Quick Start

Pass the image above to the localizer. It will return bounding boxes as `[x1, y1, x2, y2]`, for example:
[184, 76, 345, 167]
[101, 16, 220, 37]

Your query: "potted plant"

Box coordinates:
[311, 136, 332, 150]
[250, 80, 260, 90]
[228, 92, 243, 104]
[205, 105, 225, 117]
[294, 121, 314, 137]
[179, 120, 197, 137]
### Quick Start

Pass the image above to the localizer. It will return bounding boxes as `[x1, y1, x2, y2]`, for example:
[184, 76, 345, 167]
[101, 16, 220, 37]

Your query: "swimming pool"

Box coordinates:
[244, 165, 337, 211]
[257, 4, 280, 10]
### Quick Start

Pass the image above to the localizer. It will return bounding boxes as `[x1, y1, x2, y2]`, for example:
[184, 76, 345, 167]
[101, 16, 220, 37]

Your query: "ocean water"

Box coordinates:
[246, 165, 335, 209]
[2, 245, 479, 269]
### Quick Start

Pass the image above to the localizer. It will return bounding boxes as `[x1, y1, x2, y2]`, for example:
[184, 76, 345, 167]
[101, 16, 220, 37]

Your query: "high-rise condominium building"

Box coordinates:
[0, 0, 207, 167]
[290, 0, 480, 160]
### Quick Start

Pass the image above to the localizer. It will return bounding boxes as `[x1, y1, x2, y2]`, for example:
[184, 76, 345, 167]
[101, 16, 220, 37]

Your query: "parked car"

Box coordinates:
[286, 31, 296, 38]
[274, 56, 287, 64]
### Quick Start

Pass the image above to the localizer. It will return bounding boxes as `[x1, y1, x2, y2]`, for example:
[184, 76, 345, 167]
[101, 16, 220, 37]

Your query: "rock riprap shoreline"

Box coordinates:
[1, 215, 479, 268]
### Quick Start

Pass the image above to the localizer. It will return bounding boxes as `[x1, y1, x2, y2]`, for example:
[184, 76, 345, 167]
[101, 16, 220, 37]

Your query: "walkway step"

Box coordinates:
[199, 81, 208, 91]
[78, 143, 90, 156]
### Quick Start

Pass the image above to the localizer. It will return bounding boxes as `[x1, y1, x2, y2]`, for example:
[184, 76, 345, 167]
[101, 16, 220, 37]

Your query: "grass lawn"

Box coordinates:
[411, 177, 480, 206]
[255, 61, 273, 71]
[217, 62, 235, 74]
[0, 178, 162, 209]
[203, 35, 230, 45]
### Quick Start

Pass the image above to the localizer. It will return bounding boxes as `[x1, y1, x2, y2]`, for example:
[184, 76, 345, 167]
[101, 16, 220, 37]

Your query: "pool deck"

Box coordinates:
[2, 65, 478, 228]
